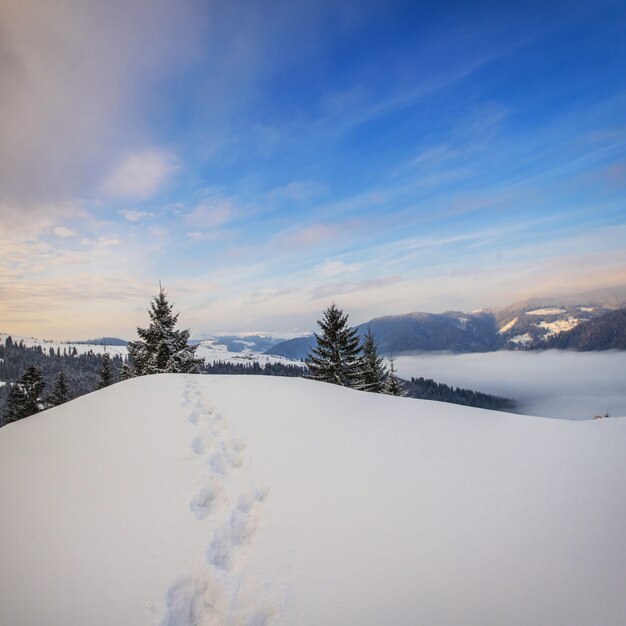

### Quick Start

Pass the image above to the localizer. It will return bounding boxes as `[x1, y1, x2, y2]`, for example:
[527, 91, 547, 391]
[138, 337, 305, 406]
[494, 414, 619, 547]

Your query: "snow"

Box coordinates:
[1, 332, 301, 368]
[1, 374, 626, 625]
[498, 316, 518, 333]
[0, 333, 128, 357]
[194, 339, 300, 367]
[509, 332, 533, 344]
[396, 350, 626, 420]
[537, 316, 579, 336]
[526, 308, 566, 315]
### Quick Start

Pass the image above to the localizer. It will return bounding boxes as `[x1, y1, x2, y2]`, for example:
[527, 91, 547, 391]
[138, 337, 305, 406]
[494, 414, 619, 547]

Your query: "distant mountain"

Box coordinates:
[267, 311, 500, 359]
[493, 302, 615, 347]
[74, 337, 128, 346]
[191, 333, 283, 354]
[543, 308, 626, 350]
[266, 336, 315, 360]
[361, 311, 499, 354]
[266, 296, 626, 359]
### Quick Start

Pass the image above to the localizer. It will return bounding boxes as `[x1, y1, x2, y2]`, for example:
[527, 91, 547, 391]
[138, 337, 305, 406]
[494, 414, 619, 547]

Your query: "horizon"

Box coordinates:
[2, 0, 626, 340]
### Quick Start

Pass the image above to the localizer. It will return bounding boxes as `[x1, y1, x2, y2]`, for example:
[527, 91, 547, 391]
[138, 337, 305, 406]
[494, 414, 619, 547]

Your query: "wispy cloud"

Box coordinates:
[102, 149, 179, 200]
[119, 210, 155, 222]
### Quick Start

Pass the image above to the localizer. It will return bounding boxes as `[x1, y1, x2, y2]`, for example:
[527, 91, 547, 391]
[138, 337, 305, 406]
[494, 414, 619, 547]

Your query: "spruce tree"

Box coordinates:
[357, 327, 388, 393]
[95, 353, 115, 390]
[307, 303, 362, 387]
[48, 370, 70, 407]
[127, 287, 202, 375]
[3, 365, 46, 424]
[385, 355, 406, 397]
[119, 362, 132, 381]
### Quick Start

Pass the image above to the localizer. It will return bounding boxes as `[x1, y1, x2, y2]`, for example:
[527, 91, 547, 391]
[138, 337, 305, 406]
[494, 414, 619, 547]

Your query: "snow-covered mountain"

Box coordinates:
[493, 301, 615, 347]
[267, 298, 625, 359]
[1, 375, 625, 625]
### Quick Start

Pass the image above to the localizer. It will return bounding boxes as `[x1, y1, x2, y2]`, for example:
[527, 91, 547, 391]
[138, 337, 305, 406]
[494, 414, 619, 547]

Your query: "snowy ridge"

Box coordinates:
[1, 375, 626, 625]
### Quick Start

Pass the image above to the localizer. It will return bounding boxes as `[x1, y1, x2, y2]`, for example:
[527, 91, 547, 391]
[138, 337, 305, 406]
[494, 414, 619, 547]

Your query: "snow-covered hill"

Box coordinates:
[0, 332, 128, 357]
[1, 376, 625, 625]
[0, 332, 300, 368]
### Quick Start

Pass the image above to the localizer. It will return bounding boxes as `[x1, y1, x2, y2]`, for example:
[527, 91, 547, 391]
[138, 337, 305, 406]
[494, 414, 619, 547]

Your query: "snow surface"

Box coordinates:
[1, 374, 625, 625]
[537, 317, 579, 336]
[0, 332, 300, 368]
[194, 340, 300, 366]
[525, 308, 567, 315]
[0, 333, 127, 357]
[396, 350, 626, 420]
[508, 332, 533, 344]
[498, 316, 518, 333]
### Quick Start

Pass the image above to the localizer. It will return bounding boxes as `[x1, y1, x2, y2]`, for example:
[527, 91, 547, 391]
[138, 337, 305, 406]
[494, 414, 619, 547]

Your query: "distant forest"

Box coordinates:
[0, 338, 125, 415]
[403, 377, 515, 411]
[0, 338, 515, 424]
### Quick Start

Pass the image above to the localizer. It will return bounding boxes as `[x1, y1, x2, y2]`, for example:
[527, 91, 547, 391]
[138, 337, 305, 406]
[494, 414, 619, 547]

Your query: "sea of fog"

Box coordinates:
[395, 350, 626, 420]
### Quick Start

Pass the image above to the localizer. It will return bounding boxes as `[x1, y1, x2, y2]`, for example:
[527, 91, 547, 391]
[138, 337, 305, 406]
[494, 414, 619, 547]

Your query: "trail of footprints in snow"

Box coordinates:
[160, 378, 271, 626]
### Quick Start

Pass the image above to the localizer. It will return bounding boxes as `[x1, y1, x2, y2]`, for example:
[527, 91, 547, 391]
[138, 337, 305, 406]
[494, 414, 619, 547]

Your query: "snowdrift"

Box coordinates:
[1, 375, 625, 626]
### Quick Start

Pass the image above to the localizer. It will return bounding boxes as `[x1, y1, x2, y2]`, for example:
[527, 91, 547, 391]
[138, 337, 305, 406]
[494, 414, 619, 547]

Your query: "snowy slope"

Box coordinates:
[1, 375, 625, 626]
[194, 339, 300, 366]
[0, 332, 128, 357]
[0, 332, 300, 368]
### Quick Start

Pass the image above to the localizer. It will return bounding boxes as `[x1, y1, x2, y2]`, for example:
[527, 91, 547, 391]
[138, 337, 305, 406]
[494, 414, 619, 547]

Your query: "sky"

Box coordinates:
[1, 0, 625, 340]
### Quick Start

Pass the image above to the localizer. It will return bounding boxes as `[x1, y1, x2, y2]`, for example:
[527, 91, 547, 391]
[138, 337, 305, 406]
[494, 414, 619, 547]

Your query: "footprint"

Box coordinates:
[207, 448, 234, 476]
[191, 433, 209, 455]
[206, 526, 232, 571]
[189, 481, 223, 520]
[160, 573, 226, 626]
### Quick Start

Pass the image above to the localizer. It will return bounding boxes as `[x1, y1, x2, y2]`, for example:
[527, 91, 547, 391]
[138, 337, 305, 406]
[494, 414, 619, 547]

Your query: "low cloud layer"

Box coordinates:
[396, 351, 626, 420]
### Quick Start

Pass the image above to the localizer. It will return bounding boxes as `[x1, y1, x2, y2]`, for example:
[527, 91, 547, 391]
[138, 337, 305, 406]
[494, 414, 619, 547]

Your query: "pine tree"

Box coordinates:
[357, 327, 388, 393]
[95, 353, 115, 390]
[307, 303, 362, 387]
[385, 355, 406, 397]
[127, 287, 202, 375]
[119, 362, 132, 381]
[47, 370, 70, 407]
[3, 365, 46, 424]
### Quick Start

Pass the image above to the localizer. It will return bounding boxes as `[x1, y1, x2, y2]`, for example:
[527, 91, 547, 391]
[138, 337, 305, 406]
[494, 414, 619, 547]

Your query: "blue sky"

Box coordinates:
[1, 0, 625, 339]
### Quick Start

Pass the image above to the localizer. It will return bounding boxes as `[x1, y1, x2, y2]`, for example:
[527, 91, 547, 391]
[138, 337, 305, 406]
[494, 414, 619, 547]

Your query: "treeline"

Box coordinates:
[403, 376, 515, 411]
[0, 338, 125, 424]
[0, 338, 124, 397]
[202, 360, 307, 377]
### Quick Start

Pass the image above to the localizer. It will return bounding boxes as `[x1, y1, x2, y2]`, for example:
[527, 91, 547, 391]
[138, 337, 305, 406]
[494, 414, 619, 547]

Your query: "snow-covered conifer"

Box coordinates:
[95, 353, 115, 390]
[3, 365, 46, 424]
[357, 327, 388, 393]
[127, 287, 202, 375]
[119, 362, 132, 380]
[307, 303, 362, 387]
[385, 355, 406, 397]
[47, 370, 70, 407]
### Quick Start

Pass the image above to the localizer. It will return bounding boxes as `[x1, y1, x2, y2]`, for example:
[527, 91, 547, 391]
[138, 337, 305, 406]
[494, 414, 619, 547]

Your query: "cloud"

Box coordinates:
[0, 0, 206, 206]
[119, 210, 155, 222]
[267, 180, 326, 203]
[274, 223, 339, 249]
[395, 351, 626, 420]
[52, 226, 76, 238]
[102, 149, 179, 200]
[184, 197, 235, 232]
[310, 275, 403, 300]
[0, 200, 85, 239]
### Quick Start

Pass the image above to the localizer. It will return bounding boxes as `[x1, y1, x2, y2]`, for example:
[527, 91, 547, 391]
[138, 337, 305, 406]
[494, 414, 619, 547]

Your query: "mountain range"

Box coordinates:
[266, 297, 626, 359]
